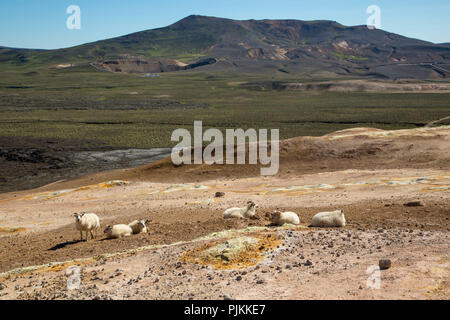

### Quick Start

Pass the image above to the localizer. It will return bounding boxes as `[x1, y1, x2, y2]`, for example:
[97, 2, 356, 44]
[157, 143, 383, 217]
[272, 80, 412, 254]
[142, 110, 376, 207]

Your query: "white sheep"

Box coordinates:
[103, 224, 133, 239]
[128, 220, 148, 234]
[271, 211, 300, 226]
[223, 201, 259, 219]
[309, 210, 346, 228]
[74, 212, 100, 241]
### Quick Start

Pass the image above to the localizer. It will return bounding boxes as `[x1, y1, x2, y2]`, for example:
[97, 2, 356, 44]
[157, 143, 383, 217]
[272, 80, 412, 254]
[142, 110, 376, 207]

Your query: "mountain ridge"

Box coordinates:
[1, 15, 449, 79]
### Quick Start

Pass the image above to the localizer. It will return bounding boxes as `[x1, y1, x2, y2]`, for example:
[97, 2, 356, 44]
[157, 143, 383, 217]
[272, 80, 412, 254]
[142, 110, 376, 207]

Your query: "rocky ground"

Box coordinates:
[0, 226, 448, 300]
[0, 127, 448, 300]
[0, 136, 170, 193]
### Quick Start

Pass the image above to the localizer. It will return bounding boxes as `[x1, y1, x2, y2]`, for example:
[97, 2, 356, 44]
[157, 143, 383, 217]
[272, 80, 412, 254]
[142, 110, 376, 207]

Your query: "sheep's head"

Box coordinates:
[138, 220, 147, 229]
[244, 201, 258, 219]
[272, 210, 281, 219]
[103, 225, 112, 234]
[247, 201, 258, 210]
[272, 210, 282, 220]
[73, 212, 85, 222]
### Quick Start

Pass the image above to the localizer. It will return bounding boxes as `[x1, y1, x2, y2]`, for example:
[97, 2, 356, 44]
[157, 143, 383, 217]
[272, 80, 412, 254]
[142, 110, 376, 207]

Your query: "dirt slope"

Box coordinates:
[9, 126, 448, 197]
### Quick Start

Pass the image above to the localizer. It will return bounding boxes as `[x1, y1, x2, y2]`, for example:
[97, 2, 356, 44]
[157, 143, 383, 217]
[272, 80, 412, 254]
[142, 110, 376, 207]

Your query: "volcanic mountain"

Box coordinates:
[2, 15, 450, 79]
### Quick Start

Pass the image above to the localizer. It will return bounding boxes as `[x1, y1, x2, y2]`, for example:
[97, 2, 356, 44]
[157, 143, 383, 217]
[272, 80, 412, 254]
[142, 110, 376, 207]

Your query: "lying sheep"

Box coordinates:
[104, 224, 133, 239]
[128, 220, 148, 234]
[309, 210, 346, 228]
[271, 211, 300, 226]
[223, 201, 259, 219]
[74, 212, 100, 241]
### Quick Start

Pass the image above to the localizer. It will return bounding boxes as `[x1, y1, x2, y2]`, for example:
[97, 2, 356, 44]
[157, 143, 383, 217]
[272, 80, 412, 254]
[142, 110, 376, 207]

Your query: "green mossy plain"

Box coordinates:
[0, 64, 449, 148]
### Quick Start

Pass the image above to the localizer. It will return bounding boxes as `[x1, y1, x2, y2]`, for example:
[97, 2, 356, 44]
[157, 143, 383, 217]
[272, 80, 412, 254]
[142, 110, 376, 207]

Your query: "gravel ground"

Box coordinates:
[0, 127, 448, 300]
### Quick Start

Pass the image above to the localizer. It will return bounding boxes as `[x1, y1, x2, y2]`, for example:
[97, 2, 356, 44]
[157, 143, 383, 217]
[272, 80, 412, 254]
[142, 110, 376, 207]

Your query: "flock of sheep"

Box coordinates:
[73, 200, 346, 242]
[73, 212, 148, 241]
[222, 200, 346, 228]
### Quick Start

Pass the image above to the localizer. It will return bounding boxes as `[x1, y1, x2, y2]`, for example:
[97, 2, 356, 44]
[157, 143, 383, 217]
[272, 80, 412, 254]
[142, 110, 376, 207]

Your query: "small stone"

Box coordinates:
[379, 259, 392, 270]
[215, 192, 225, 198]
[223, 294, 232, 300]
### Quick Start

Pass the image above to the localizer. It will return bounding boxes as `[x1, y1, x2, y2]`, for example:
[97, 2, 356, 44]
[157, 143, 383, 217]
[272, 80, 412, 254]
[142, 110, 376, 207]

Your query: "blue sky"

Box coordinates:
[0, 0, 449, 49]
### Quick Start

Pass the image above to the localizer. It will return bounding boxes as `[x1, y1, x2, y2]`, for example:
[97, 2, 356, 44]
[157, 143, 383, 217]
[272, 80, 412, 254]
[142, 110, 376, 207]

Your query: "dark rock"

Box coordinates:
[379, 259, 392, 270]
[403, 201, 423, 207]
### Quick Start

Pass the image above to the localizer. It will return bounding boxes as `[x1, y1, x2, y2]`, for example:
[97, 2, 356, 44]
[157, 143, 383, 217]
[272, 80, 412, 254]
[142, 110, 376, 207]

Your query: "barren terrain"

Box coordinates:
[0, 126, 449, 300]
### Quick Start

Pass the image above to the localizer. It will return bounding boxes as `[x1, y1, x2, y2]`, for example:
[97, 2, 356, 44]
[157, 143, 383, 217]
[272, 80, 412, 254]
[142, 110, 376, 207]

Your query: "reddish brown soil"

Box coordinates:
[0, 200, 448, 274]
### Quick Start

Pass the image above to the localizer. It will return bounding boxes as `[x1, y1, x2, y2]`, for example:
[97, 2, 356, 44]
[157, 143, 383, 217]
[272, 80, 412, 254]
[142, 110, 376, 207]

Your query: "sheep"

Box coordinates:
[74, 212, 100, 241]
[271, 210, 300, 226]
[103, 224, 133, 239]
[223, 201, 259, 219]
[128, 220, 148, 234]
[309, 210, 346, 228]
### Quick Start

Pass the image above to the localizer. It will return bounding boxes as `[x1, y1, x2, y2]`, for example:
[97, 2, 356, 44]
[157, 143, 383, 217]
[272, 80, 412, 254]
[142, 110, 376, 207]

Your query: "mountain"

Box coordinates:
[1, 15, 450, 79]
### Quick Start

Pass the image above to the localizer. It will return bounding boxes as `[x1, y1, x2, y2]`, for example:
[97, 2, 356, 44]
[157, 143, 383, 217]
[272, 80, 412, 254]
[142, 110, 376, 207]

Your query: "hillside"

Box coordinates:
[1, 15, 450, 79]
[10, 125, 449, 194]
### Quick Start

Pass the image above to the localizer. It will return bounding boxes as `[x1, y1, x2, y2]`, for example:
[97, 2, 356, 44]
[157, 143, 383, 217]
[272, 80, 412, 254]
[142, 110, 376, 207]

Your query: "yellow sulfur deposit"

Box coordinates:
[180, 233, 282, 270]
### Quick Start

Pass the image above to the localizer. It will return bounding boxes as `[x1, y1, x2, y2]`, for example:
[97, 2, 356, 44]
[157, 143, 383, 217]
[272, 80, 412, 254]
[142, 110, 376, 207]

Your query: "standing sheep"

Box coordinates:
[223, 201, 259, 219]
[271, 211, 300, 226]
[74, 212, 100, 241]
[104, 224, 133, 239]
[309, 210, 346, 228]
[128, 220, 148, 234]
